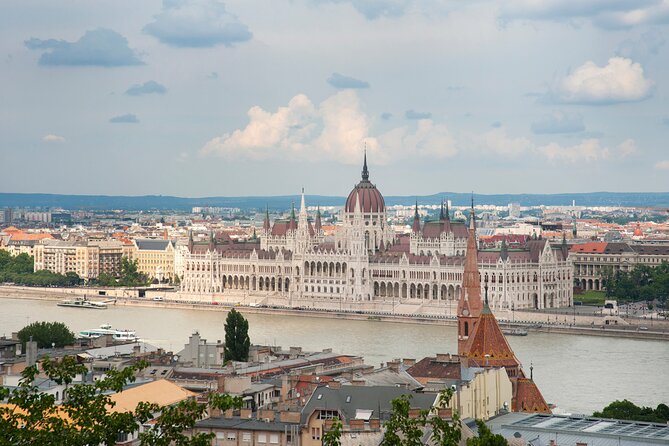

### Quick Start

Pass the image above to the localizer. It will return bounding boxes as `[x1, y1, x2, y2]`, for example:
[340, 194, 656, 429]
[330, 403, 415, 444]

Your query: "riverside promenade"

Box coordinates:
[1, 285, 667, 341]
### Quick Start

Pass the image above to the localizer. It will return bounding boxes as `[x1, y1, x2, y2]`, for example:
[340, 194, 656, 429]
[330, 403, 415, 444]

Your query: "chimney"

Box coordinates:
[369, 419, 381, 429]
[403, 358, 416, 367]
[349, 419, 364, 431]
[435, 353, 452, 362]
[240, 408, 253, 419]
[328, 381, 342, 389]
[26, 339, 38, 367]
[387, 360, 400, 372]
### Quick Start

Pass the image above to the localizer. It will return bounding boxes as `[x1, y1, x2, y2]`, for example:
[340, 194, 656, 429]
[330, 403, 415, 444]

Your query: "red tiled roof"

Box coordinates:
[513, 378, 551, 414]
[570, 242, 607, 253]
[463, 306, 520, 370]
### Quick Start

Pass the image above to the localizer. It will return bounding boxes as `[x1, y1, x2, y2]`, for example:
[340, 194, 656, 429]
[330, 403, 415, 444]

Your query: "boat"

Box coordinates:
[502, 327, 528, 336]
[57, 297, 107, 310]
[78, 324, 138, 342]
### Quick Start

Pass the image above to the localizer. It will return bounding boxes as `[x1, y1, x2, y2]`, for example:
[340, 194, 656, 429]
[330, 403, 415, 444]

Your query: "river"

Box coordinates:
[1, 297, 667, 415]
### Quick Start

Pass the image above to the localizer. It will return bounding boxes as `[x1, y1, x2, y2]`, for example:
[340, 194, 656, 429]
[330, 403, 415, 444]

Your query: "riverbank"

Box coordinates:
[1, 285, 667, 341]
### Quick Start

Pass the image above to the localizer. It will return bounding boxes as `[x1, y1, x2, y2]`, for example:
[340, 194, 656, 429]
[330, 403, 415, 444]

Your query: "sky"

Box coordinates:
[1, 0, 669, 197]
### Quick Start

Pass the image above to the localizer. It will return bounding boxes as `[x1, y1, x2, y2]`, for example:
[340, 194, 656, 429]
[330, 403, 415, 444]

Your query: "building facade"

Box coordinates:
[33, 239, 123, 280]
[570, 241, 669, 291]
[180, 156, 573, 311]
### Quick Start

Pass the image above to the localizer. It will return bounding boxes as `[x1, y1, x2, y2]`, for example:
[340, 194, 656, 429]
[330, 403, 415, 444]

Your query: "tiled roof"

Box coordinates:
[513, 378, 551, 414]
[570, 242, 608, 253]
[406, 356, 462, 384]
[108, 379, 194, 413]
[463, 306, 520, 370]
[135, 239, 173, 251]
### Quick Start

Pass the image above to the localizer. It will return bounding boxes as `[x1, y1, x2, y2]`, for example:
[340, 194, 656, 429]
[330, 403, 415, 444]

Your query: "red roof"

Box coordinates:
[570, 242, 607, 253]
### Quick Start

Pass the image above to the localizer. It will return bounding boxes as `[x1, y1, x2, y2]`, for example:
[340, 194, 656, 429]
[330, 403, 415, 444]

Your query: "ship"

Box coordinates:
[502, 327, 529, 336]
[57, 297, 107, 310]
[78, 324, 138, 342]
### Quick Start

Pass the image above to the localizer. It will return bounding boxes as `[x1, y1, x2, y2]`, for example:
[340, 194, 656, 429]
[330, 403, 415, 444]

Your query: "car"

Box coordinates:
[638, 326, 649, 331]
[152, 296, 163, 301]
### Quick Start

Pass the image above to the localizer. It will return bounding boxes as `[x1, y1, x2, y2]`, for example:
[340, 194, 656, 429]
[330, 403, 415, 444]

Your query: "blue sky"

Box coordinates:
[1, 0, 668, 197]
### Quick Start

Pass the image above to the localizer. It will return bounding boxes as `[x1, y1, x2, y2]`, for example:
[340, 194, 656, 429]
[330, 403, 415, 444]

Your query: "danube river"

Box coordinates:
[1, 297, 667, 415]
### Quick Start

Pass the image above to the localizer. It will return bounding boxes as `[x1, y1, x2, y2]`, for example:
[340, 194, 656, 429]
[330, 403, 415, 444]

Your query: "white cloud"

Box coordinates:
[537, 139, 610, 163]
[654, 160, 669, 170]
[42, 134, 65, 143]
[595, 1, 669, 28]
[201, 91, 457, 163]
[617, 138, 638, 157]
[477, 127, 532, 157]
[551, 57, 653, 104]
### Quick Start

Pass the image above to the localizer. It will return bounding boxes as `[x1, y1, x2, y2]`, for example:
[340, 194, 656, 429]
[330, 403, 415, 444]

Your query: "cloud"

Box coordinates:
[499, 1, 665, 28]
[144, 0, 252, 48]
[490, 121, 502, 128]
[327, 73, 370, 89]
[531, 111, 585, 134]
[477, 127, 532, 157]
[381, 112, 393, 120]
[655, 160, 669, 170]
[537, 139, 610, 163]
[110, 113, 139, 123]
[320, 0, 412, 20]
[616, 30, 665, 61]
[549, 57, 653, 105]
[201, 91, 457, 163]
[405, 109, 432, 120]
[42, 134, 65, 143]
[377, 119, 457, 160]
[25, 29, 142, 67]
[536, 138, 637, 163]
[125, 80, 167, 96]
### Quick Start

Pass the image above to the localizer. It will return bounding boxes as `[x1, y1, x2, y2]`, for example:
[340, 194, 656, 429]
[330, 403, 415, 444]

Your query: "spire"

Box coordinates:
[361, 149, 369, 181]
[315, 206, 322, 231]
[445, 200, 450, 221]
[439, 199, 445, 221]
[290, 200, 296, 220]
[263, 205, 270, 231]
[469, 193, 476, 231]
[188, 230, 194, 251]
[412, 201, 421, 233]
[500, 238, 508, 261]
[299, 187, 306, 216]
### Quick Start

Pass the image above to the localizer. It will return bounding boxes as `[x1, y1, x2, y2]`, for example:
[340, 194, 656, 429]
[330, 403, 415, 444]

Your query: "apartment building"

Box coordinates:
[33, 239, 123, 280]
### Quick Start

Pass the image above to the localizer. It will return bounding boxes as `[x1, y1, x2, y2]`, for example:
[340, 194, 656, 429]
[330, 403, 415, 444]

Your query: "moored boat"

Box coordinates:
[78, 324, 138, 342]
[57, 297, 107, 310]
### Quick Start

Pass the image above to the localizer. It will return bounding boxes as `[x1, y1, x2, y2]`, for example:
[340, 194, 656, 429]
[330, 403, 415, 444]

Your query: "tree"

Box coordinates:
[0, 356, 242, 446]
[466, 420, 508, 446]
[65, 271, 81, 286]
[593, 400, 669, 423]
[381, 389, 461, 446]
[17, 321, 76, 349]
[224, 309, 250, 362]
[322, 417, 342, 446]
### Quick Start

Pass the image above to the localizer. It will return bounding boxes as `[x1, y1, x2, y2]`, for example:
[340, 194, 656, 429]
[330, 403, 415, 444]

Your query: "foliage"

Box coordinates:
[118, 257, 149, 287]
[381, 389, 461, 446]
[574, 290, 606, 306]
[466, 420, 508, 446]
[602, 262, 669, 306]
[0, 356, 242, 446]
[322, 417, 342, 446]
[224, 309, 250, 362]
[17, 321, 76, 349]
[593, 400, 669, 424]
[0, 251, 81, 287]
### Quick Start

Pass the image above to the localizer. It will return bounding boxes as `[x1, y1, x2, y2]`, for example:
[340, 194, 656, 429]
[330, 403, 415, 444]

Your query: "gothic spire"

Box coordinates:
[412, 201, 421, 233]
[440, 199, 445, 221]
[361, 149, 369, 181]
[263, 205, 271, 231]
[315, 205, 322, 231]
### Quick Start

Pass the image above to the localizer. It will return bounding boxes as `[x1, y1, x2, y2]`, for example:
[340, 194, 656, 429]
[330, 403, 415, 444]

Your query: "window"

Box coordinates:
[258, 433, 267, 443]
[269, 434, 279, 444]
[242, 432, 251, 442]
[311, 427, 320, 440]
[227, 432, 237, 441]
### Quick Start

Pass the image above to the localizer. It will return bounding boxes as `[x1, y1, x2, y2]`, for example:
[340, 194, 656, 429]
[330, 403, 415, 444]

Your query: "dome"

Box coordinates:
[344, 153, 385, 213]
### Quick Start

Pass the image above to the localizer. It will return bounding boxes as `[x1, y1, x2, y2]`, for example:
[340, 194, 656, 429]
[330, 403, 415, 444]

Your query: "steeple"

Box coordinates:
[288, 200, 297, 231]
[315, 206, 322, 232]
[263, 205, 271, 231]
[470, 193, 476, 231]
[500, 238, 508, 261]
[445, 200, 450, 221]
[361, 149, 369, 181]
[439, 199, 445, 221]
[572, 218, 577, 238]
[299, 188, 306, 217]
[188, 230, 194, 251]
[458, 194, 483, 355]
[412, 201, 421, 233]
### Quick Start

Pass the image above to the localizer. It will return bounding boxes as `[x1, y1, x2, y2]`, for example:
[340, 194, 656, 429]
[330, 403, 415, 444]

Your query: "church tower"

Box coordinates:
[458, 198, 483, 355]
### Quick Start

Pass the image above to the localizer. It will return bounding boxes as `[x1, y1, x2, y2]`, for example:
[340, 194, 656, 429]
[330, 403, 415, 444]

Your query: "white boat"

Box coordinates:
[78, 324, 138, 342]
[57, 297, 107, 310]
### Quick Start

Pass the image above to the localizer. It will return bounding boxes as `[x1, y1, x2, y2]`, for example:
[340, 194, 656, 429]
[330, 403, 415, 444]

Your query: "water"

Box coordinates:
[1, 297, 667, 415]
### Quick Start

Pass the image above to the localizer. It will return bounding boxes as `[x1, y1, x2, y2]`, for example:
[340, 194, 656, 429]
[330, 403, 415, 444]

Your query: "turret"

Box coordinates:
[188, 230, 194, 252]
[458, 195, 483, 355]
[315, 206, 322, 232]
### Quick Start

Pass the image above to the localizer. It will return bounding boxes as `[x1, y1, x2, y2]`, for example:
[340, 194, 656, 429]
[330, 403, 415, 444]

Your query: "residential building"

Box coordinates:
[130, 239, 175, 281]
[33, 239, 123, 279]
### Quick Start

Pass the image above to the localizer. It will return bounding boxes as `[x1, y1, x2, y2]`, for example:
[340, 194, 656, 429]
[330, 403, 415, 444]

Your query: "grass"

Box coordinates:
[574, 290, 607, 306]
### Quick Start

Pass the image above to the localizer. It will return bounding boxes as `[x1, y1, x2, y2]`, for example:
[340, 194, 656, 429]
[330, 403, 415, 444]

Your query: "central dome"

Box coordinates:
[345, 153, 385, 213]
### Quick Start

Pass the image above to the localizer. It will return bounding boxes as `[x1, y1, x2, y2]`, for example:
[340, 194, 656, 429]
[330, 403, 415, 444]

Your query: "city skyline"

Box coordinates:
[2, 0, 669, 196]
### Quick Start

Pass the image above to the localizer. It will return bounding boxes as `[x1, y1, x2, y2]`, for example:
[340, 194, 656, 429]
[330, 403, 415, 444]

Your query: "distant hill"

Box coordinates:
[1, 191, 669, 211]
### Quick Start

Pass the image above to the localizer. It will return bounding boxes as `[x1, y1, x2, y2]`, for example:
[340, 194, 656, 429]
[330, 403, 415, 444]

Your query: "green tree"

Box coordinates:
[381, 389, 461, 446]
[0, 356, 242, 446]
[17, 321, 76, 349]
[466, 420, 508, 446]
[119, 257, 148, 287]
[224, 309, 250, 362]
[593, 400, 669, 423]
[322, 417, 342, 446]
[65, 271, 81, 286]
